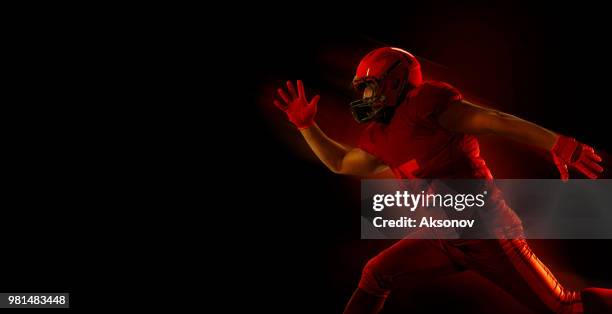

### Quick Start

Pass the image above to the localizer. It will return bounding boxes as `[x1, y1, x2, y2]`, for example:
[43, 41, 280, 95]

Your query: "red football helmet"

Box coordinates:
[350, 47, 422, 123]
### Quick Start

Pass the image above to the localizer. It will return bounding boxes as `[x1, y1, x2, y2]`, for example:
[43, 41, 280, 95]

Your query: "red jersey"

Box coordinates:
[358, 81, 492, 179]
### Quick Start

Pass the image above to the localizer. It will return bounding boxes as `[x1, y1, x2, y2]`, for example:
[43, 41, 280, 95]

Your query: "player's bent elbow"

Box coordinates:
[333, 165, 381, 176]
[330, 165, 353, 175]
[328, 163, 359, 176]
[326, 160, 347, 175]
[329, 166, 345, 174]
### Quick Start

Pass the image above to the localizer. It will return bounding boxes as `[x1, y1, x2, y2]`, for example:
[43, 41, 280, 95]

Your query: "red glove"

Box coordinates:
[274, 80, 320, 129]
[551, 135, 604, 180]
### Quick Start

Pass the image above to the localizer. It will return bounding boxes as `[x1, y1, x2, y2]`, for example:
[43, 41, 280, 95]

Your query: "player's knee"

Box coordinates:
[358, 257, 390, 297]
[362, 257, 380, 279]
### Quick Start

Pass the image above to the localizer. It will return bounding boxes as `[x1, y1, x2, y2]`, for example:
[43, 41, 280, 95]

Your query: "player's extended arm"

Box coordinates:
[438, 100, 604, 179]
[274, 80, 388, 176]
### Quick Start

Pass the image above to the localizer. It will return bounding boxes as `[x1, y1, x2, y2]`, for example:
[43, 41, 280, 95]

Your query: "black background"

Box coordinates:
[3, 2, 612, 312]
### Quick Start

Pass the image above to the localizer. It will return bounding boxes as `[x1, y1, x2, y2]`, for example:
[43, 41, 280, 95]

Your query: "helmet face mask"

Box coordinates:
[349, 47, 423, 124]
[350, 79, 387, 123]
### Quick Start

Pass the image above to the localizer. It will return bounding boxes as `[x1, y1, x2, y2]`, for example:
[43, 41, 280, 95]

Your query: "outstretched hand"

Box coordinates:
[274, 80, 320, 129]
[552, 135, 604, 180]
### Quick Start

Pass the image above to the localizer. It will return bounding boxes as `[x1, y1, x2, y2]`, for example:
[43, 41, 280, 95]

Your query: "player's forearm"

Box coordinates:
[487, 111, 558, 150]
[300, 123, 351, 173]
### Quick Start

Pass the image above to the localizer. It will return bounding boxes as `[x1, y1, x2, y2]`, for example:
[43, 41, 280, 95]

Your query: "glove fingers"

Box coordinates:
[297, 80, 306, 99]
[581, 145, 603, 162]
[273, 100, 287, 112]
[309, 95, 320, 108]
[574, 163, 598, 179]
[591, 153, 603, 163]
[580, 159, 604, 174]
[277, 88, 291, 104]
[286, 80, 298, 99]
[584, 150, 603, 163]
[578, 145, 604, 173]
[305, 95, 319, 117]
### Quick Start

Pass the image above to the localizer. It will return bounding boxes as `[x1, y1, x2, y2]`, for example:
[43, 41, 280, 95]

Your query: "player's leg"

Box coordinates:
[343, 239, 461, 314]
[454, 239, 581, 314]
